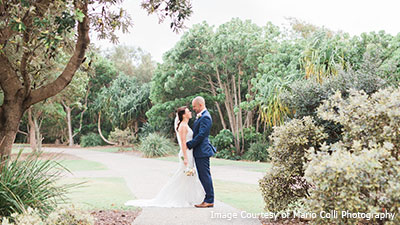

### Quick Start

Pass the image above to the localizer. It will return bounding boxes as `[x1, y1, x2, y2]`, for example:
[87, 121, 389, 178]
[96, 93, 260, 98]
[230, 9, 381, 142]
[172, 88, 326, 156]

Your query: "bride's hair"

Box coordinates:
[176, 106, 187, 132]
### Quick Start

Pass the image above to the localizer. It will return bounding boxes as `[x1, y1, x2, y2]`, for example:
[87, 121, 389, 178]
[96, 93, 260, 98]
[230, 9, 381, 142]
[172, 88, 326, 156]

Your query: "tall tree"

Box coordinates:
[148, 19, 278, 154]
[104, 45, 156, 83]
[0, 0, 192, 162]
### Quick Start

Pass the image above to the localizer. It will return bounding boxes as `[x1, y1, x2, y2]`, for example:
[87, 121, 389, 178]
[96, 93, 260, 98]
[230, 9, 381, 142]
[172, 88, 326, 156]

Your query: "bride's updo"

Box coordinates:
[176, 106, 187, 131]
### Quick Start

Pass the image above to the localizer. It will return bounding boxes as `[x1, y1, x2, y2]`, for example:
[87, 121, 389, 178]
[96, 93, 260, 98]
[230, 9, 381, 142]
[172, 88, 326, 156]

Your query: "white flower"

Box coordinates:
[196, 113, 202, 119]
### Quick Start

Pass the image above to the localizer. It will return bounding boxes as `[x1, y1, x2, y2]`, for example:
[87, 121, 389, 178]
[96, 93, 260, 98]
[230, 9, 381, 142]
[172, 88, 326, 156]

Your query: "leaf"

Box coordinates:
[74, 9, 85, 23]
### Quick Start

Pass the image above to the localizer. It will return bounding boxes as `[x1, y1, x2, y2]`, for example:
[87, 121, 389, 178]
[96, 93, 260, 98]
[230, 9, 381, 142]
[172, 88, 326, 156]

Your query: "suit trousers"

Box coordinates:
[194, 157, 214, 203]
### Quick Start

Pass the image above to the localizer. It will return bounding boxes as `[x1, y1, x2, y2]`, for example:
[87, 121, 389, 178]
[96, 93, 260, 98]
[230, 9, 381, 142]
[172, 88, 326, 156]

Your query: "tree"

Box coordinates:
[148, 19, 277, 154]
[57, 70, 89, 146]
[94, 74, 151, 142]
[0, 0, 192, 162]
[104, 45, 156, 83]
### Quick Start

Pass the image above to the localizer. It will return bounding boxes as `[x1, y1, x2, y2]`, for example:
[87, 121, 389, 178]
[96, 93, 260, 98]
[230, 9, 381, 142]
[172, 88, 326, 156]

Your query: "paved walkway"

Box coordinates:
[43, 147, 263, 225]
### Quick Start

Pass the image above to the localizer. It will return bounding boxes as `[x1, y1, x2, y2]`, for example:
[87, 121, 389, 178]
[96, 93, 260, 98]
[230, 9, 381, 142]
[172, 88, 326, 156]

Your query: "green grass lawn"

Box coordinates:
[58, 159, 108, 171]
[59, 177, 138, 210]
[214, 179, 264, 213]
[157, 155, 271, 172]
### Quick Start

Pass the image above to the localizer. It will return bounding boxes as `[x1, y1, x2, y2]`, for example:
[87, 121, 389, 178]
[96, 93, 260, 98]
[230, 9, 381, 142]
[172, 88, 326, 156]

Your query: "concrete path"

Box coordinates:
[43, 147, 263, 225]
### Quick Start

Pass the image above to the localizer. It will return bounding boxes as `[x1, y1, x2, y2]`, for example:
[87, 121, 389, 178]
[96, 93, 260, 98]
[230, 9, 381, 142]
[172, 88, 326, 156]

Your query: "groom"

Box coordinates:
[186, 96, 217, 208]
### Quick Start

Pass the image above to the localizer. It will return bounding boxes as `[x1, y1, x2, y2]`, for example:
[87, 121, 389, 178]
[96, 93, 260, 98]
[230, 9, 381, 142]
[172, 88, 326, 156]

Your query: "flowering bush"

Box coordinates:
[305, 144, 400, 225]
[318, 87, 400, 157]
[1, 205, 94, 225]
[109, 128, 136, 146]
[259, 117, 327, 212]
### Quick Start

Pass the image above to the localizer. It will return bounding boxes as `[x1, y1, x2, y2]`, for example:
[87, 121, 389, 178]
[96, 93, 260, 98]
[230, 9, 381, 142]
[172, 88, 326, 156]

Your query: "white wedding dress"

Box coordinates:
[125, 124, 205, 207]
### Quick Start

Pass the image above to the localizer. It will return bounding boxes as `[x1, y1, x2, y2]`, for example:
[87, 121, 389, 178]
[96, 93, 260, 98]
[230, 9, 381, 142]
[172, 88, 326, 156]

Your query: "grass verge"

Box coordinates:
[58, 159, 108, 171]
[214, 179, 264, 213]
[59, 177, 137, 210]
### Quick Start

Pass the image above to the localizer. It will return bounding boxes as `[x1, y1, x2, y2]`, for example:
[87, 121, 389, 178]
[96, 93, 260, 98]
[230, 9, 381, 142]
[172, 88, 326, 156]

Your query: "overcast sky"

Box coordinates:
[92, 0, 400, 63]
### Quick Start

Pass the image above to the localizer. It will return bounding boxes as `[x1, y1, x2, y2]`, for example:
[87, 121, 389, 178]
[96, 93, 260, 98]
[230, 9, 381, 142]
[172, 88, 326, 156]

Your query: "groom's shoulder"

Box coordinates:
[202, 110, 211, 118]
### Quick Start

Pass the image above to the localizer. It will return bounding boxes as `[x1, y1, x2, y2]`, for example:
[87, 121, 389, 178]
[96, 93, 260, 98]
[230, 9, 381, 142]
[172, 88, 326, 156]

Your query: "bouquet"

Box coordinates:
[181, 156, 196, 176]
[184, 167, 196, 176]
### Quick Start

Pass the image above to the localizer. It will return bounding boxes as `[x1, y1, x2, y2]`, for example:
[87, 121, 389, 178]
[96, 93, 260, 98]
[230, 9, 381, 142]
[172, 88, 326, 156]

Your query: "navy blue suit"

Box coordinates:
[187, 109, 216, 203]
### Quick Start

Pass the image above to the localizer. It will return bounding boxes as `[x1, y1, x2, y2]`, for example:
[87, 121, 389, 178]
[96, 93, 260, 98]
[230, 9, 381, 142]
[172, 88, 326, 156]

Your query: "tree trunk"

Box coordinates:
[0, 0, 90, 165]
[33, 116, 43, 152]
[28, 107, 37, 152]
[0, 101, 24, 161]
[65, 105, 74, 146]
[97, 112, 117, 145]
[134, 121, 139, 138]
[207, 75, 227, 130]
[232, 75, 241, 155]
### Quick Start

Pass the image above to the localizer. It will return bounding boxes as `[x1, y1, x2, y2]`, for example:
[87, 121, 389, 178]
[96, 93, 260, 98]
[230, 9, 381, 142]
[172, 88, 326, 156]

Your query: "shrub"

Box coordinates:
[240, 127, 265, 152]
[305, 144, 400, 225]
[280, 70, 387, 144]
[138, 122, 157, 141]
[243, 142, 269, 162]
[80, 133, 104, 147]
[258, 117, 327, 212]
[46, 205, 94, 225]
[0, 151, 71, 218]
[318, 87, 400, 157]
[138, 133, 177, 158]
[1, 205, 94, 225]
[109, 128, 135, 146]
[281, 68, 387, 120]
[210, 129, 239, 160]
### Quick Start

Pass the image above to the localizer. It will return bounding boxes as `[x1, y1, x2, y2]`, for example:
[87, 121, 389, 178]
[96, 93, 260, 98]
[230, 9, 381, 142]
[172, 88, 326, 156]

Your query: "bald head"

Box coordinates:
[192, 96, 206, 113]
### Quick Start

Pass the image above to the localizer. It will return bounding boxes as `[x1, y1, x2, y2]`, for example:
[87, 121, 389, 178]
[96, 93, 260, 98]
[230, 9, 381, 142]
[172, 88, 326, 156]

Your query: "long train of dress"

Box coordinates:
[125, 125, 205, 207]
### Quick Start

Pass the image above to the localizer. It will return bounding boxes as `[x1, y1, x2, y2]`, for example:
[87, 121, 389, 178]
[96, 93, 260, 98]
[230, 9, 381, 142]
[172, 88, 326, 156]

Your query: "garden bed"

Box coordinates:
[91, 209, 141, 225]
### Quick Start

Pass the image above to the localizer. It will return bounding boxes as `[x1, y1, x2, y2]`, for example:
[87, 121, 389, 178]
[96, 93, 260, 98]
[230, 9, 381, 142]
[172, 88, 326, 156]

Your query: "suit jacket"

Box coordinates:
[186, 109, 216, 158]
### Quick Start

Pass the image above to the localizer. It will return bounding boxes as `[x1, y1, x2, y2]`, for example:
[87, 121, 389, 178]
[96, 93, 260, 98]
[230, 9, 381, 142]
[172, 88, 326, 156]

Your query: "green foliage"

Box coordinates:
[0, 151, 72, 218]
[1, 205, 94, 225]
[138, 133, 177, 158]
[259, 117, 328, 212]
[301, 31, 352, 81]
[243, 142, 269, 162]
[94, 74, 151, 131]
[211, 129, 238, 160]
[252, 37, 305, 127]
[240, 127, 264, 151]
[305, 145, 400, 225]
[281, 63, 387, 120]
[146, 94, 213, 135]
[260, 87, 400, 222]
[109, 128, 135, 146]
[104, 45, 156, 83]
[141, 0, 193, 32]
[138, 123, 157, 141]
[80, 133, 104, 147]
[280, 66, 388, 145]
[45, 205, 94, 225]
[318, 87, 400, 157]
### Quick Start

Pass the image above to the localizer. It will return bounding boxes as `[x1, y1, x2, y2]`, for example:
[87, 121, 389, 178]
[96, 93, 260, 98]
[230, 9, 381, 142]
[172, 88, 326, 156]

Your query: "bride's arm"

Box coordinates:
[178, 125, 189, 166]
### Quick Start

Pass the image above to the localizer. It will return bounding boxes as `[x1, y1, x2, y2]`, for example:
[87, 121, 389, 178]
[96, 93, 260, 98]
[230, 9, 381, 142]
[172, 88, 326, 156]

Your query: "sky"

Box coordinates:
[92, 0, 400, 63]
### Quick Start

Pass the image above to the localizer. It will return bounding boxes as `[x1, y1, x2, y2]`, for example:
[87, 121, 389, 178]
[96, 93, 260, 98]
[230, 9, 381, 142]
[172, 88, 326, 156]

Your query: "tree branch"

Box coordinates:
[21, 32, 31, 98]
[72, 84, 90, 138]
[24, 0, 90, 109]
[17, 130, 28, 136]
[0, 53, 24, 98]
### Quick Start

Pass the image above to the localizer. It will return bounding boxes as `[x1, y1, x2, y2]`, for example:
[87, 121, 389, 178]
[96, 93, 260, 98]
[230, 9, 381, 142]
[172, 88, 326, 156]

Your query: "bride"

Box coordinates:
[125, 106, 205, 207]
